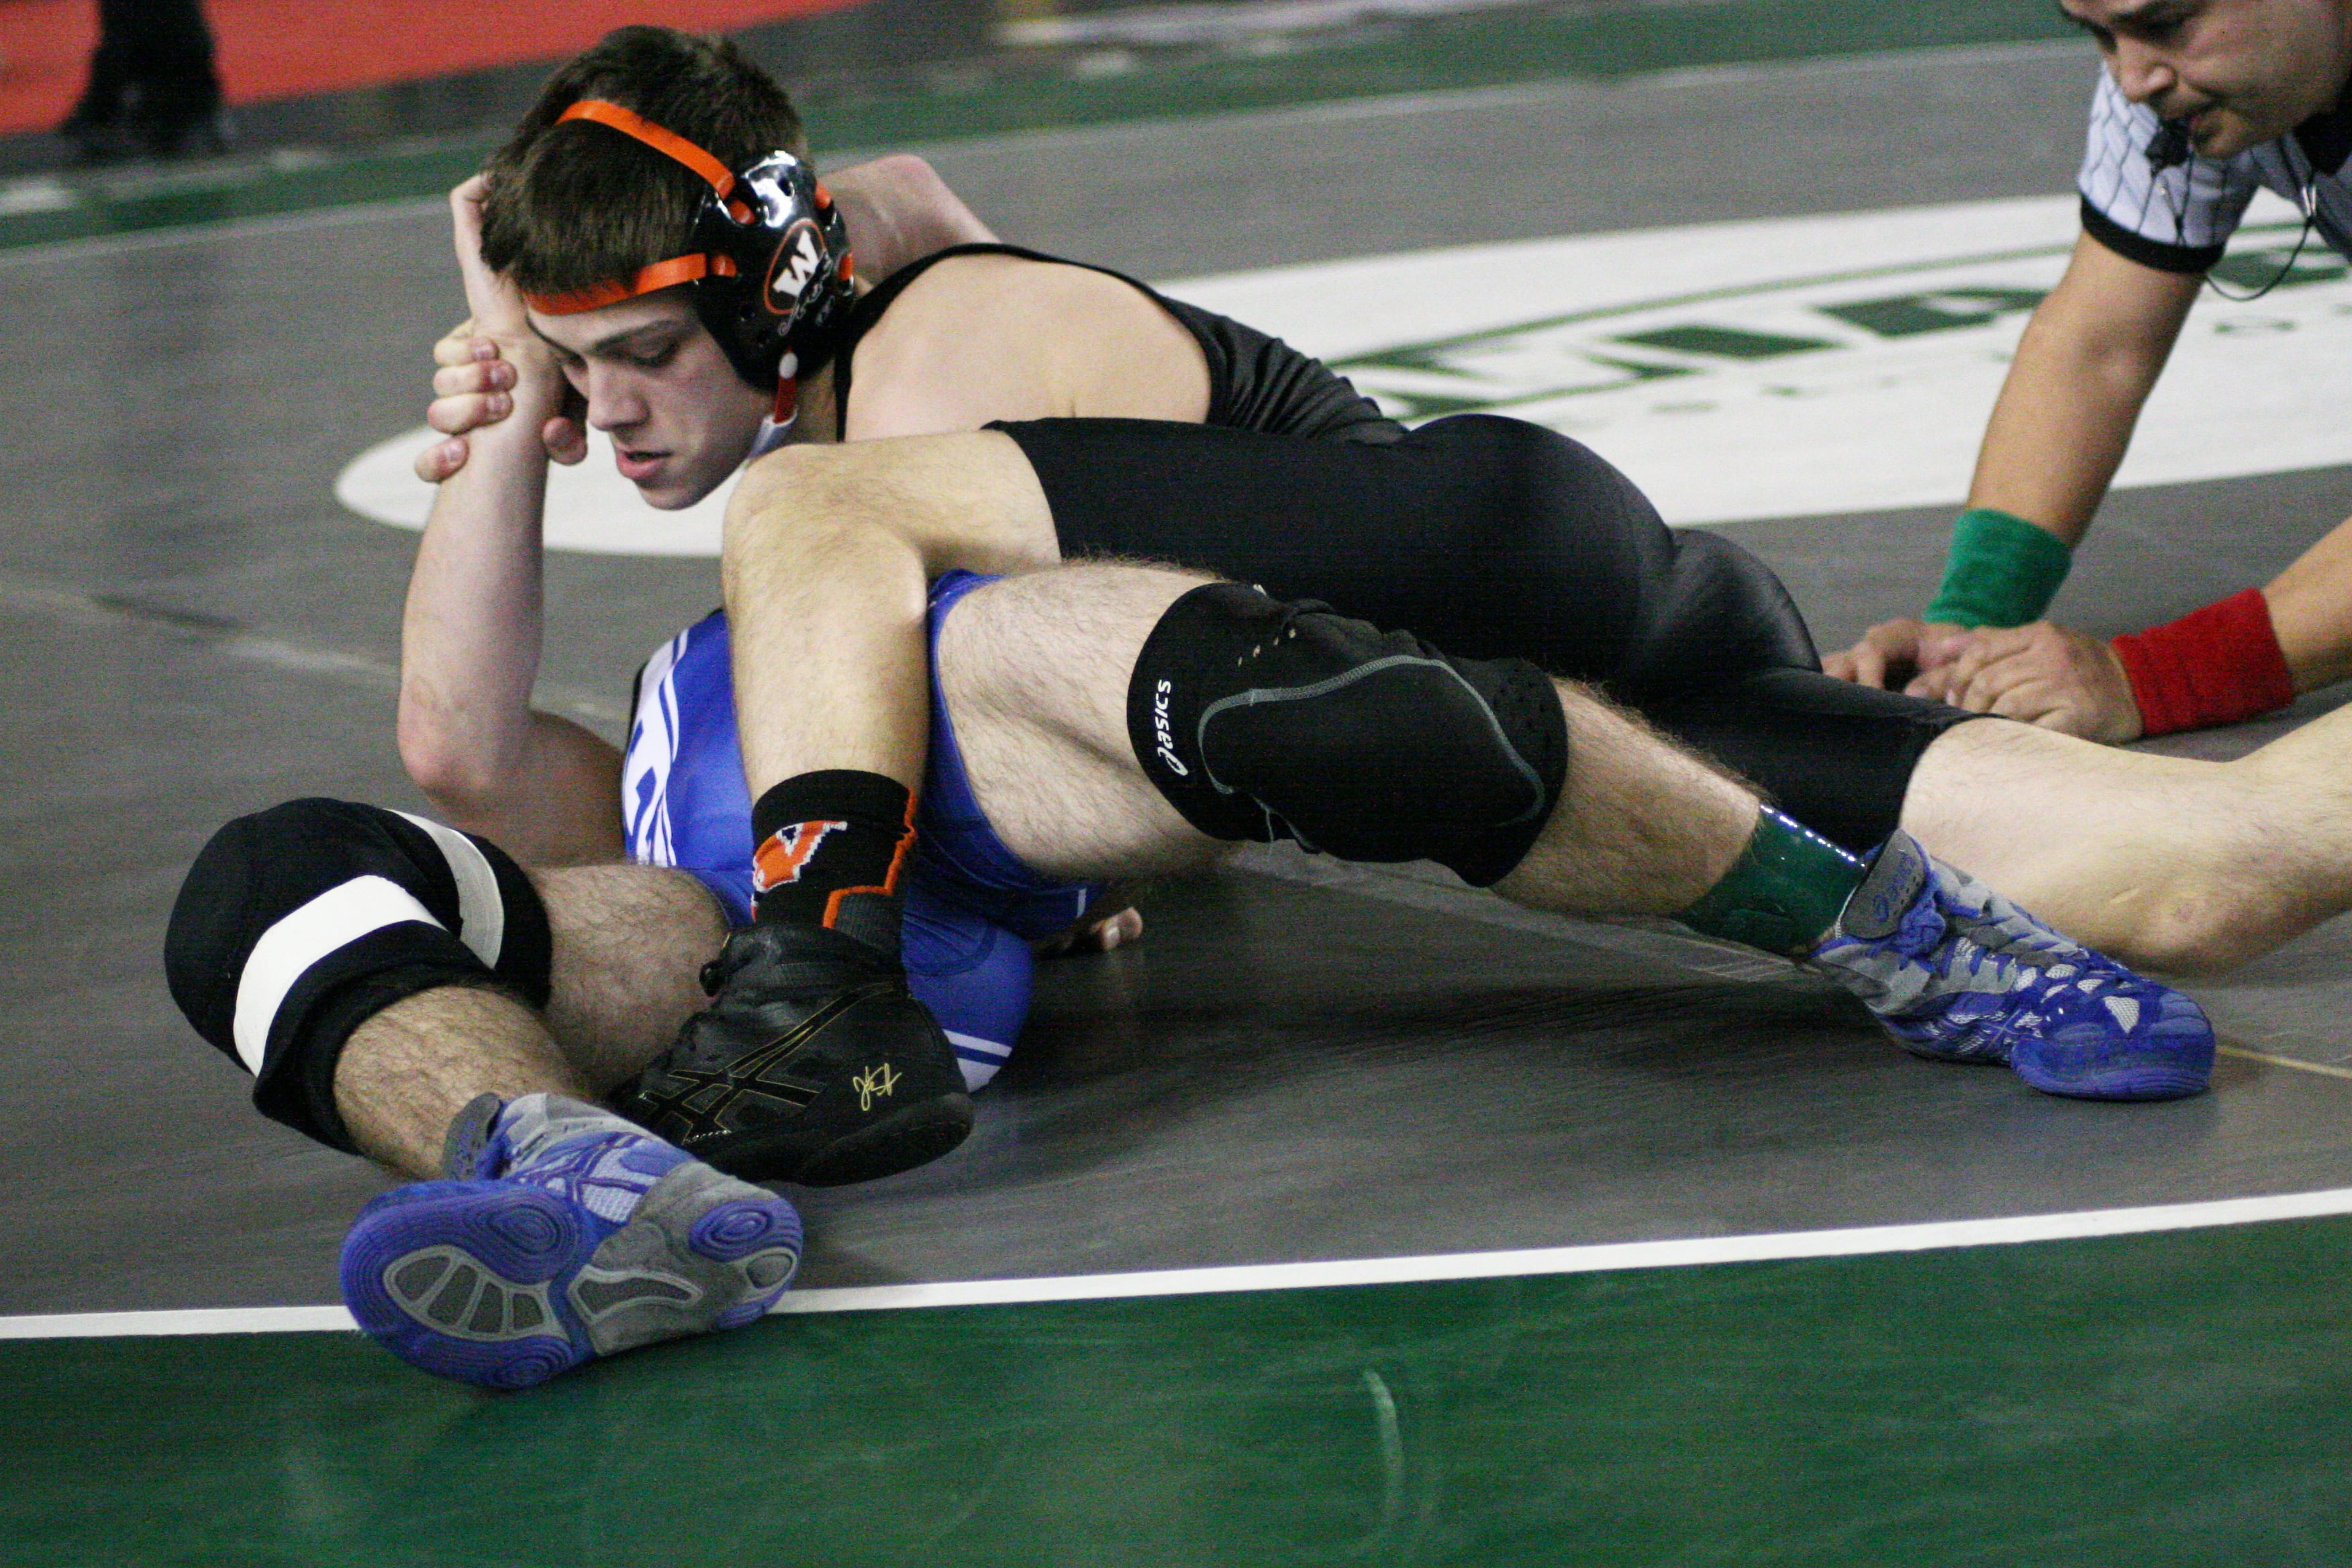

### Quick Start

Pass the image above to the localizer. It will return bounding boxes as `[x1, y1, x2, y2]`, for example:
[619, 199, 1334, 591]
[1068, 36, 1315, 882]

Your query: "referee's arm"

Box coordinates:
[1963, 228, 2199, 552]
[1843, 227, 2352, 739]
[1825, 230, 2196, 693]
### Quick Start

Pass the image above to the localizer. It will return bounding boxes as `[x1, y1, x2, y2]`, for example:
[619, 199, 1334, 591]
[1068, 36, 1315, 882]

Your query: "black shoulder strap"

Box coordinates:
[834, 242, 1171, 432]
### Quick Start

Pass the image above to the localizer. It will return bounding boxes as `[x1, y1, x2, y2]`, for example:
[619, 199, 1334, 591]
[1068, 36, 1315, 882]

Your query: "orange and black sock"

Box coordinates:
[748, 770, 916, 959]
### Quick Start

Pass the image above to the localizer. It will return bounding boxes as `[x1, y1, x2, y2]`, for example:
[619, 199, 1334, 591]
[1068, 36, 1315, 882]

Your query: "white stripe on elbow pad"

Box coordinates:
[230, 876, 445, 1075]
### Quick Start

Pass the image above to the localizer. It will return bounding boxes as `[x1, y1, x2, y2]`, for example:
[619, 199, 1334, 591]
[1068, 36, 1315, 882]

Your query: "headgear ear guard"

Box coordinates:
[521, 99, 857, 415]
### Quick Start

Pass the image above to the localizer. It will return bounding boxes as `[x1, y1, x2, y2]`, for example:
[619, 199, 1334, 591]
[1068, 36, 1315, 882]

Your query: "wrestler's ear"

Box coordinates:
[545, 384, 588, 465]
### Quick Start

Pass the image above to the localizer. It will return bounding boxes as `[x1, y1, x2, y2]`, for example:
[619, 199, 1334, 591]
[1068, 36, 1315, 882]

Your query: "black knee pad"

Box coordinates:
[1127, 583, 1568, 885]
[164, 798, 552, 1151]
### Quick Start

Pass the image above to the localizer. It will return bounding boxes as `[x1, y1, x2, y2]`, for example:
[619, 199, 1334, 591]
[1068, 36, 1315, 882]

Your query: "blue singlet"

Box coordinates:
[620, 571, 1103, 1090]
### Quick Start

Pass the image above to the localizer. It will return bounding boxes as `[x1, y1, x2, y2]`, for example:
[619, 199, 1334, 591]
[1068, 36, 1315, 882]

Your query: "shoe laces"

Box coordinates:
[1922, 889, 2101, 999]
[503, 1128, 680, 1225]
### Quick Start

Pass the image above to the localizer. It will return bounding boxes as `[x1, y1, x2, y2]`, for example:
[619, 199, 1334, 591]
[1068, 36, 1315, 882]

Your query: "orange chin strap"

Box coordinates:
[520, 99, 753, 317]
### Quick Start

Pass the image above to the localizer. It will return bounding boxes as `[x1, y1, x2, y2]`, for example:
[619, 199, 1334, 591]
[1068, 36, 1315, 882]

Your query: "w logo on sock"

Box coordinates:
[752, 820, 848, 893]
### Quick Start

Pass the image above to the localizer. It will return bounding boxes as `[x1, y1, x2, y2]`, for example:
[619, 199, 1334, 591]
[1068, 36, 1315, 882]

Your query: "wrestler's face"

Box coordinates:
[2059, 0, 2352, 156]
[529, 291, 770, 511]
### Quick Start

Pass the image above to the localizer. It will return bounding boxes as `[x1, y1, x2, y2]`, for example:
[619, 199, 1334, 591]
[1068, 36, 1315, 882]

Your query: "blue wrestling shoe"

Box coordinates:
[340, 1093, 802, 1389]
[1807, 832, 2214, 1101]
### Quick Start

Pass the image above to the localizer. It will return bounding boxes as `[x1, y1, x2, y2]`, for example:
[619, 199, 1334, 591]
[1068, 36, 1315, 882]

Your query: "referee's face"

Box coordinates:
[2060, 0, 2352, 158]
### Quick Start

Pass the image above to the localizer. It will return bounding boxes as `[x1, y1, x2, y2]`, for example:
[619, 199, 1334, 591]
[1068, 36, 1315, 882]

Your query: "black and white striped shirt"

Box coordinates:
[2077, 68, 2352, 271]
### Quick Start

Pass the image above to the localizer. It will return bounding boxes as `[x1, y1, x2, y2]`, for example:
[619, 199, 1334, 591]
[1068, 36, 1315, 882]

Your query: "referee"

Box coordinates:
[1828, 0, 2352, 742]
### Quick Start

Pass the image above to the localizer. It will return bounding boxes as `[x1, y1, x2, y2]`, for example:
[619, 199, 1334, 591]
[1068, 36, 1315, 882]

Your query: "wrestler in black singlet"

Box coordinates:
[833, 242, 1402, 444]
[997, 416, 1983, 853]
[832, 243, 1976, 850]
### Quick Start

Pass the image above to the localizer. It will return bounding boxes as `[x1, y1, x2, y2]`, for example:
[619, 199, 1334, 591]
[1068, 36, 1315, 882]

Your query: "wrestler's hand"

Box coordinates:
[1823, 617, 1970, 691]
[1923, 621, 2145, 741]
[1030, 903, 1144, 959]
[411, 177, 588, 483]
[413, 324, 589, 481]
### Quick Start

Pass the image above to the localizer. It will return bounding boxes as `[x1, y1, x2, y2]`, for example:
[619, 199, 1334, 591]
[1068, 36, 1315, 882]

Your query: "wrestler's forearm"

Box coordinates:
[399, 368, 624, 861]
[1965, 233, 2198, 547]
[826, 155, 996, 284]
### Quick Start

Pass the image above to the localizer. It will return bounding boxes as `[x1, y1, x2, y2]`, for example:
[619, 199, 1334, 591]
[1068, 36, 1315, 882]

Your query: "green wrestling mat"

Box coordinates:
[9, 1211, 2350, 1567]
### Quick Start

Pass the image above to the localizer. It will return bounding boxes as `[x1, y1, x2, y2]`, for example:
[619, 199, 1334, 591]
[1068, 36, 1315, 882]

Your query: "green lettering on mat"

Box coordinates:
[1816, 286, 2049, 337]
[1614, 324, 1836, 358]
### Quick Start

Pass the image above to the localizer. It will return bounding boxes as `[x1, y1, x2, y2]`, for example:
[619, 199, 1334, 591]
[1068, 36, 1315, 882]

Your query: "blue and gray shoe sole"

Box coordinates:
[340, 1163, 802, 1389]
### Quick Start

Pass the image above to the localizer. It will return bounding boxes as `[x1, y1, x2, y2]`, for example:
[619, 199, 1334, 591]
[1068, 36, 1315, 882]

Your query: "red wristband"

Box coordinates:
[2110, 588, 2296, 736]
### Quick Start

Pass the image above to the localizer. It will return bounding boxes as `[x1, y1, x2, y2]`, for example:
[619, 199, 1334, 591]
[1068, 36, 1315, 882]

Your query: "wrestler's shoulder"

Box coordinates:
[873, 248, 1159, 333]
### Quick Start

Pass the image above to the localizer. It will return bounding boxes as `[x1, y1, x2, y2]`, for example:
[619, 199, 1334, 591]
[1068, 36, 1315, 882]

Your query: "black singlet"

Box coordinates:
[995, 415, 1982, 854]
[832, 242, 1401, 445]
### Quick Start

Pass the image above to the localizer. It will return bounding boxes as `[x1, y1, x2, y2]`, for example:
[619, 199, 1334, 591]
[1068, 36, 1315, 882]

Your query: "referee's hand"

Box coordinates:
[1825, 616, 1964, 691]
[1916, 622, 2145, 741]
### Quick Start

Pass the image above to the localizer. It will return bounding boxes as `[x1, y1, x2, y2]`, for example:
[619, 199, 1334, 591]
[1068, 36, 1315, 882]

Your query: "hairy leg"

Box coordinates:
[335, 988, 584, 1179]
[334, 865, 728, 1178]
[536, 863, 729, 1087]
[1490, 686, 1757, 916]
[722, 432, 1061, 797]
[940, 562, 1231, 878]
[940, 562, 1761, 912]
[1902, 706, 2352, 973]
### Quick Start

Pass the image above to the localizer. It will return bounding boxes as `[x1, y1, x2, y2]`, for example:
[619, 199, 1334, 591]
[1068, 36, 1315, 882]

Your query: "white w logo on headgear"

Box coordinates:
[767, 222, 824, 311]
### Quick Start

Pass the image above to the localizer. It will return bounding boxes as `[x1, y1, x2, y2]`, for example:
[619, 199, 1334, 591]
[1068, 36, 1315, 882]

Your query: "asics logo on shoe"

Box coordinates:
[626, 982, 925, 1150]
[1841, 832, 1930, 940]
[1808, 839, 2214, 1101]
[752, 819, 848, 893]
[852, 1061, 899, 1111]
[635, 992, 870, 1132]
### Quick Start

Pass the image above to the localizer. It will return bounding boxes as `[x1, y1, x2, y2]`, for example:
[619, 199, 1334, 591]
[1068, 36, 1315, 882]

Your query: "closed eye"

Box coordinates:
[2057, 3, 2118, 50]
[2059, 0, 2193, 48]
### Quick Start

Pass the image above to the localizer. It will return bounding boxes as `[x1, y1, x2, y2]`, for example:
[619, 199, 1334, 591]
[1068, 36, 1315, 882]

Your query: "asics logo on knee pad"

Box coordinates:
[1128, 583, 1569, 887]
[1151, 679, 1189, 777]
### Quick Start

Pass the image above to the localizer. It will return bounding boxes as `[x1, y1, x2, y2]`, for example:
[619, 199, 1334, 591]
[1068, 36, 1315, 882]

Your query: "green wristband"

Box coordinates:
[1921, 507, 2072, 629]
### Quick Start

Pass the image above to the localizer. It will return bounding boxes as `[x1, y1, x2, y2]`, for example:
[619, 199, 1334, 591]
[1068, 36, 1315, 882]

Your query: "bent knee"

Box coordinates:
[166, 799, 553, 1146]
[724, 443, 865, 548]
[2095, 875, 2300, 977]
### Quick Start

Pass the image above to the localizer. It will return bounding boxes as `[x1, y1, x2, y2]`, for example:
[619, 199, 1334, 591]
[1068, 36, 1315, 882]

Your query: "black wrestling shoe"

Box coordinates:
[611, 922, 974, 1187]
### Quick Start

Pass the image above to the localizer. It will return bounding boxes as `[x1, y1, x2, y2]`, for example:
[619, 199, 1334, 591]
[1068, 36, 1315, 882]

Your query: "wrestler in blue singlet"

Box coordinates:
[621, 571, 1101, 1091]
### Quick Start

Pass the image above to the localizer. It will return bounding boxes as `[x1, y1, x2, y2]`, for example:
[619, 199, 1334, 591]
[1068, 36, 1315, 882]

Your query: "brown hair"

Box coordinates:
[479, 27, 809, 299]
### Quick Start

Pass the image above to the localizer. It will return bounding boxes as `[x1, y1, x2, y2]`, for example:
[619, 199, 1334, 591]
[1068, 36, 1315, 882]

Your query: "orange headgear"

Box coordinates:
[524, 99, 856, 405]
